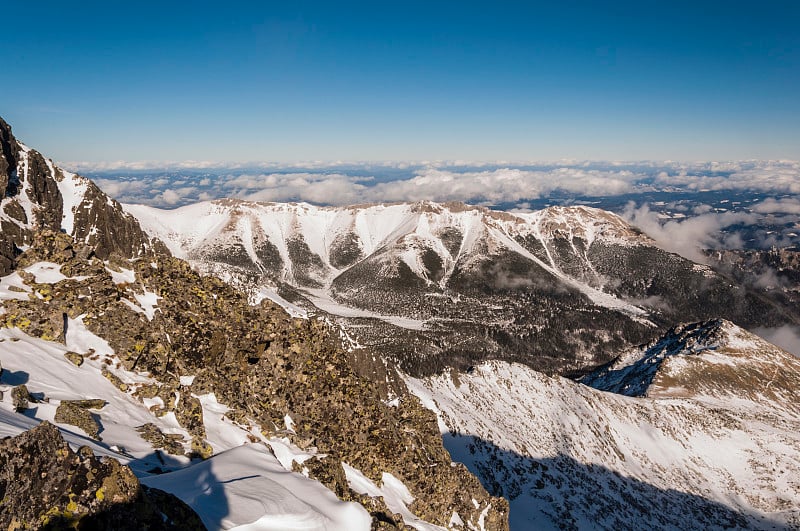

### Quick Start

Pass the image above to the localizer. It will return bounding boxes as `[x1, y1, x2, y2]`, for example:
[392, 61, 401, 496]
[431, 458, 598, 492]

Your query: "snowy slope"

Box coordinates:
[142, 444, 371, 530]
[0, 324, 372, 530]
[582, 318, 800, 404]
[404, 325, 800, 530]
[125, 200, 648, 311]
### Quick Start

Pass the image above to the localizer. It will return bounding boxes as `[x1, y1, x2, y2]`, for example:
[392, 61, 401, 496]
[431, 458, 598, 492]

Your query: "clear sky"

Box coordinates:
[3, 1, 799, 162]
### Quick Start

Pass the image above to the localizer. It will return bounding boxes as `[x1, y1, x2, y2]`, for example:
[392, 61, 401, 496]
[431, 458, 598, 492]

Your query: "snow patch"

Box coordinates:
[343, 463, 446, 531]
[142, 444, 371, 531]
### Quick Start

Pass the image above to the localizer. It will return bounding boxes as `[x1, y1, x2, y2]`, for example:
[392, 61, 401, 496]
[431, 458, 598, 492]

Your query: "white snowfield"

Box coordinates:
[404, 323, 800, 530]
[142, 444, 371, 530]
[126, 200, 654, 323]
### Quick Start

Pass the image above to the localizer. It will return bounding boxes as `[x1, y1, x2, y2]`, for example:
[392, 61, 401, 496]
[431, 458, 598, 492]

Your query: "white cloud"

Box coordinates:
[159, 189, 182, 205]
[652, 161, 800, 194]
[752, 326, 800, 357]
[753, 197, 800, 214]
[622, 203, 757, 262]
[93, 178, 149, 198]
[216, 167, 648, 206]
[85, 160, 800, 213]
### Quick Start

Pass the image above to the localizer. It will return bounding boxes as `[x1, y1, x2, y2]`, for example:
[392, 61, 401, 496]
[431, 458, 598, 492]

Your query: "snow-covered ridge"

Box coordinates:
[0, 144, 91, 236]
[125, 199, 653, 321]
[582, 318, 800, 406]
[405, 351, 800, 530]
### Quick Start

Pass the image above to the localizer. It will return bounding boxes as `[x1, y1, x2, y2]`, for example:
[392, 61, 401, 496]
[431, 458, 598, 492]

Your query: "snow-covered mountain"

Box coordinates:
[0, 117, 161, 276]
[406, 319, 800, 530]
[4, 113, 800, 531]
[127, 199, 798, 376]
[0, 116, 507, 529]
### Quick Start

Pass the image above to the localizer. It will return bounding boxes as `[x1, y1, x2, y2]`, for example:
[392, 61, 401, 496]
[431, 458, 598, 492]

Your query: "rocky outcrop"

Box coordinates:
[0, 117, 165, 277]
[0, 116, 18, 199]
[0, 421, 205, 530]
[2, 224, 508, 529]
[72, 179, 165, 260]
[54, 401, 102, 440]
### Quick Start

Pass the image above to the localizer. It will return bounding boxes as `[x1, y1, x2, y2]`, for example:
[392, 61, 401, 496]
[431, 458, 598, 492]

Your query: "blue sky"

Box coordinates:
[3, 1, 799, 162]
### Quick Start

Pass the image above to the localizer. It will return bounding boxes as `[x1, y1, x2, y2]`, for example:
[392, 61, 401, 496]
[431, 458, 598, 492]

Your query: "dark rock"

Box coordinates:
[136, 423, 186, 456]
[0, 116, 19, 199]
[25, 150, 63, 231]
[3, 198, 27, 223]
[61, 398, 107, 410]
[54, 401, 101, 440]
[0, 421, 205, 530]
[12, 384, 31, 411]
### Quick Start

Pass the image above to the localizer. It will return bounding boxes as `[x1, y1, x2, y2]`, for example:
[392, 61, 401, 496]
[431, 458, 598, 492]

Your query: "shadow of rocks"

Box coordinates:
[1, 368, 30, 386]
[442, 433, 794, 531]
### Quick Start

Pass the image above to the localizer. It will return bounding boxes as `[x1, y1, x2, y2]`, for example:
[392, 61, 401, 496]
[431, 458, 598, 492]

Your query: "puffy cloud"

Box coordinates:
[226, 173, 372, 205]
[93, 178, 149, 199]
[752, 326, 800, 357]
[159, 189, 182, 205]
[652, 161, 800, 194]
[753, 197, 800, 214]
[622, 203, 757, 262]
[362, 168, 642, 204]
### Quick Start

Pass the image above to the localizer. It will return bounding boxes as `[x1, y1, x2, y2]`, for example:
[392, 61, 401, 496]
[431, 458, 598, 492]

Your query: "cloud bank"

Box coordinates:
[76, 160, 800, 209]
[621, 203, 758, 262]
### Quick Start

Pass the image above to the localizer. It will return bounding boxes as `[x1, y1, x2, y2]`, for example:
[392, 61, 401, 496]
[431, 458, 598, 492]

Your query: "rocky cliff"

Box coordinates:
[0, 117, 163, 277]
[0, 421, 204, 530]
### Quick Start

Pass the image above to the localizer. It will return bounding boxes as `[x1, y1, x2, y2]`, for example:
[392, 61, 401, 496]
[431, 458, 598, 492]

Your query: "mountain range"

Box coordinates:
[1, 115, 799, 530]
[127, 198, 798, 377]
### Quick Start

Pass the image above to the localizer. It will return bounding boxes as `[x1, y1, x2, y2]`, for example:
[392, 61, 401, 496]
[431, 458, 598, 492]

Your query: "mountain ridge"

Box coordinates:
[127, 197, 799, 377]
[405, 320, 800, 529]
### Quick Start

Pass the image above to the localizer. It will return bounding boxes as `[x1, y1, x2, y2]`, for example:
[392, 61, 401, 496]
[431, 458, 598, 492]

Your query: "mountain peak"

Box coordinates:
[0, 116, 164, 275]
[582, 318, 800, 405]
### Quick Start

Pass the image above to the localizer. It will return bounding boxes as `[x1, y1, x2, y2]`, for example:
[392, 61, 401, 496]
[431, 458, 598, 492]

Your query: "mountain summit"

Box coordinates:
[0, 117, 162, 276]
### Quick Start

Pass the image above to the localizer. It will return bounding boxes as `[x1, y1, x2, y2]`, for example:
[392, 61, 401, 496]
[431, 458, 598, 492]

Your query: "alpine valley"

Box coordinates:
[1, 115, 799, 530]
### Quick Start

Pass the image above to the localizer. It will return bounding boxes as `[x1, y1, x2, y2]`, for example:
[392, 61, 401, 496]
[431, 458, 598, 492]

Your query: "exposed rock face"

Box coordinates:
[72, 179, 163, 260]
[0, 117, 164, 277]
[0, 116, 18, 199]
[0, 421, 205, 530]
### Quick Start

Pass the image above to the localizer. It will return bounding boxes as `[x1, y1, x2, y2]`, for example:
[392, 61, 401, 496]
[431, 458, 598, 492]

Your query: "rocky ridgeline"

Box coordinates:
[0, 421, 204, 530]
[0, 116, 161, 276]
[2, 229, 508, 529]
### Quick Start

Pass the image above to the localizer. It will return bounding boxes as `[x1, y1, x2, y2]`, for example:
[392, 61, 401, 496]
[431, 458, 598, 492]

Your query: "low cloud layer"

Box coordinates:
[76, 160, 800, 209]
[621, 203, 757, 262]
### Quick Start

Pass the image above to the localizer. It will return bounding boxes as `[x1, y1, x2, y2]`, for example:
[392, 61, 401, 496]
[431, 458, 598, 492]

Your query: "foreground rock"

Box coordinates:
[0, 421, 205, 530]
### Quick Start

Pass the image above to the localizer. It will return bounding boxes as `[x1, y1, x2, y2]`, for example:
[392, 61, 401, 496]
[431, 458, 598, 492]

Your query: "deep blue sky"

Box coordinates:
[3, 1, 799, 162]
